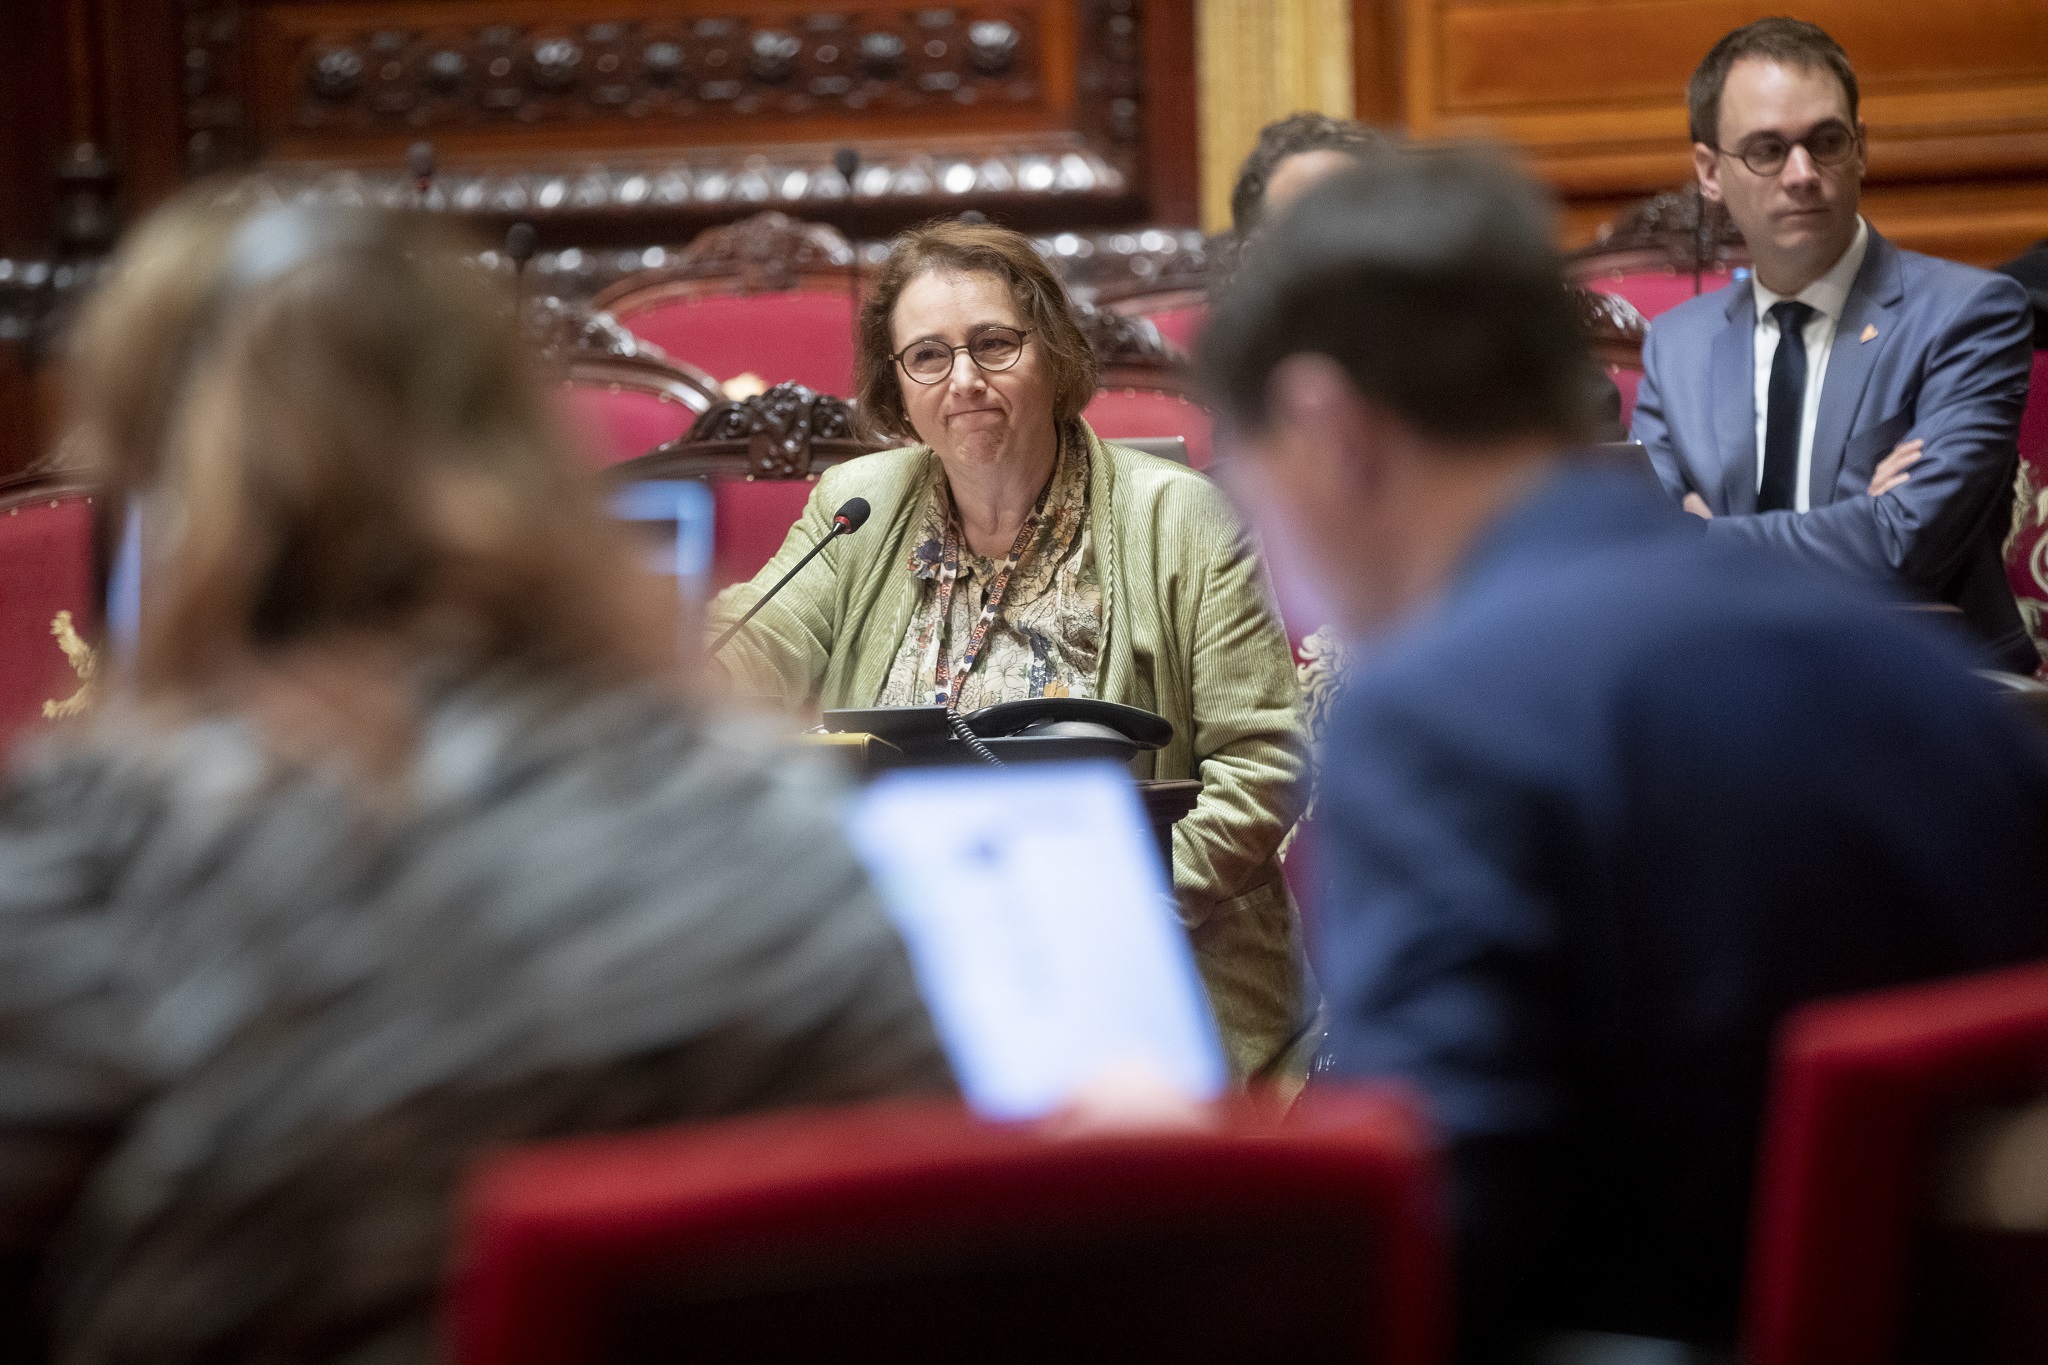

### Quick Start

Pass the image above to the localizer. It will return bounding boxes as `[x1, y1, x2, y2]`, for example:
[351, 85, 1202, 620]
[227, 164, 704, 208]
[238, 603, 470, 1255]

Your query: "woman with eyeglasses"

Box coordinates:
[711, 221, 1314, 1084]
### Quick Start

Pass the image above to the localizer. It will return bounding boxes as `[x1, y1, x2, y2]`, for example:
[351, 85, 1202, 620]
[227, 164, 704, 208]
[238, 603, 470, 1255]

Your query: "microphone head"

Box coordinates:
[504, 221, 537, 266]
[833, 147, 860, 181]
[407, 141, 436, 182]
[832, 497, 871, 533]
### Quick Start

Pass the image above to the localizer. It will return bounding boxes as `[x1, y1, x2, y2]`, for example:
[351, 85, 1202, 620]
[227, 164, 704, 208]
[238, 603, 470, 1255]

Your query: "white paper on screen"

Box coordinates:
[846, 762, 1227, 1119]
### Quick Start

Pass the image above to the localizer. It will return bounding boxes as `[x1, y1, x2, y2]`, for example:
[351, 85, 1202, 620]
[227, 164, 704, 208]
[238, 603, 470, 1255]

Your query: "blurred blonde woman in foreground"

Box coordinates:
[0, 192, 948, 1364]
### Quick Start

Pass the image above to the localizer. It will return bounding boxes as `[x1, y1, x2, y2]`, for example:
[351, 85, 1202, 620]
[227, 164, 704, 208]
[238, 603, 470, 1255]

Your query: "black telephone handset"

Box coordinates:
[821, 698, 1173, 767]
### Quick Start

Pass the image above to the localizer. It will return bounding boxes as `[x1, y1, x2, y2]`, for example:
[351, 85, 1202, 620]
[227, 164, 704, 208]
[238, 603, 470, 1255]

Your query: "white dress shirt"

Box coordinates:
[1751, 216, 1870, 512]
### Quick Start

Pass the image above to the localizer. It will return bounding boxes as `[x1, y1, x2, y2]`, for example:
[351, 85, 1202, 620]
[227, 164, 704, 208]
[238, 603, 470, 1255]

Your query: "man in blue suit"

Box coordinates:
[1632, 19, 2038, 674]
[1202, 147, 2048, 1360]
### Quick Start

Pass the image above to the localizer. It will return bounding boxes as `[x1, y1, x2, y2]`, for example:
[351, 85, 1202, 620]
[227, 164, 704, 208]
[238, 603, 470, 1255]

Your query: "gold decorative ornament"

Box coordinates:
[42, 610, 98, 719]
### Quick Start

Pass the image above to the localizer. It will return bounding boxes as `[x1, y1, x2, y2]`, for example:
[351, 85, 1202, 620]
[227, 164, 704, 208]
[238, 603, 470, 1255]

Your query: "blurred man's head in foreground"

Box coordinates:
[66, 189, 672, 724]
[1203, 146, 1598, 637]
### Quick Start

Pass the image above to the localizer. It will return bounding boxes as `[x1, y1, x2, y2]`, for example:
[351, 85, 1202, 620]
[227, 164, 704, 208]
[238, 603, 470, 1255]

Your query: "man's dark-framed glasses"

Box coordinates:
[895, 326, 1032, 384]
[1714, 122, 1857, 177]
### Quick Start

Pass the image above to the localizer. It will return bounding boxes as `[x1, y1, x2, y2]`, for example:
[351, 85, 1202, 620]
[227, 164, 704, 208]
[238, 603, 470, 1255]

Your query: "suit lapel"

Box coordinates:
[1808, 232, 1905, 506]
[1711, 286, 1758, 514]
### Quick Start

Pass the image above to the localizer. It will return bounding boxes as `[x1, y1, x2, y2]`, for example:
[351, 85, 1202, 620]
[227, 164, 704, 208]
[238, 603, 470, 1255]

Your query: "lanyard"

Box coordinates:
[930, 479, 1051, 711]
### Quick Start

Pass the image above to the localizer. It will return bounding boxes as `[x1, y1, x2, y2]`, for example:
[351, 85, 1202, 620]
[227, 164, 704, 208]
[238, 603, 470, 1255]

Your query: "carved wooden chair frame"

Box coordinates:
[1571, 285, 1651, 372]
[1569, 185, 1751, 284]
[590, 210, 874, 317]
[525, 293, 724, 421]
[608, 381, 880, 485]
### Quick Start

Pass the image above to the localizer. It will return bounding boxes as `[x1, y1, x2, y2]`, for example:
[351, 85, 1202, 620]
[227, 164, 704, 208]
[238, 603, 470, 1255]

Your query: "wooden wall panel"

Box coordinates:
[1372, 0, 2048, 265]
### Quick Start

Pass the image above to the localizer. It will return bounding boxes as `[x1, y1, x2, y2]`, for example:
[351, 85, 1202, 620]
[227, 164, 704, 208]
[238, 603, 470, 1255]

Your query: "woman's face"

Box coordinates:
[889, 268, 1059, 476]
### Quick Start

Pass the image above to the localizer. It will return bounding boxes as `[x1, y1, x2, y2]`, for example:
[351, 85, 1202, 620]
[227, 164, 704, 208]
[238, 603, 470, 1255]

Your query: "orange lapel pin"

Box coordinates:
[1859, 323, 1879, 343]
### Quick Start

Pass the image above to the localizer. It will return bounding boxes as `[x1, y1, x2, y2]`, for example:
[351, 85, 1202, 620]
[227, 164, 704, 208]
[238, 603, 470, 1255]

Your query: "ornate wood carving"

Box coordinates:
[1073, 298, 1180, 368]
[1569, 187, 1749, 280]
[279, 8, 1044, 132]
[175, 2, 1156, 225]
[623, 382, 877, 483]
[1570, 284, 1650, 371]
[522, 294, 723, 413]
[1044, 226, 1215, 304]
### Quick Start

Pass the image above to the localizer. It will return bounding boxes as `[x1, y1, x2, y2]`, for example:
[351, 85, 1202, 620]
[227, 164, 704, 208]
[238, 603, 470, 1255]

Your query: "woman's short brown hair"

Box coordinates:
[853, 220, 1097, 446]
[66, 186, 674, 709]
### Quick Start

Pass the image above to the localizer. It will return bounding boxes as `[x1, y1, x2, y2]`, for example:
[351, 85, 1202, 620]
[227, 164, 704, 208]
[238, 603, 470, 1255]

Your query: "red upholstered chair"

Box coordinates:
[556, 356, 721, 469]
[451, 1088, 1450, 1365]
[1102, 289, 1209, 354]
[1572, 286, 1651, 437]
[526, 296, 723, 469]
[1583, 269, 1742, 321]
[1086, 388, 1215, 470]
[1744, 961, 2048, 1365]
[1073, 301, 1215, 470]
[1138, 299, 1208, 353]
[0, 483, 100, 752]
[1570, 187, 1750, 322]
[2002, 350, 2048, 676]
[1076, 228, 1216, 355]
[592, 212, 865, 398]
[609, 384, 878, 589]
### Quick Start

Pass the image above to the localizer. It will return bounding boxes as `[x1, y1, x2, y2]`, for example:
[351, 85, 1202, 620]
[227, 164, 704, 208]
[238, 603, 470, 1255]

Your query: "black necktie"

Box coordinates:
[1760, 300, 1815, 513]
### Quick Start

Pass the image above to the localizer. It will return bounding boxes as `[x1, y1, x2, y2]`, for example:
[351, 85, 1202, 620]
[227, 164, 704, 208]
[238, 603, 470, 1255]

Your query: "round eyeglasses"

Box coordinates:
[1712, 122, 1857, 177]
[893, 326, 1032, 384]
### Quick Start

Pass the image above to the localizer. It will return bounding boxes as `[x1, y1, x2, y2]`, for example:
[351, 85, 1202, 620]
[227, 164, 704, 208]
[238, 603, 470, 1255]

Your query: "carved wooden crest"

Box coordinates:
[523, 294, 723, 414]
[673, 381, 868, 480]
[1073, 300, 1182, 370]
[1571, 186, 1749, 279]
[523, 294, 662, 363]
[1570, 284, 1651, 369]
[670, 210, 858, 293]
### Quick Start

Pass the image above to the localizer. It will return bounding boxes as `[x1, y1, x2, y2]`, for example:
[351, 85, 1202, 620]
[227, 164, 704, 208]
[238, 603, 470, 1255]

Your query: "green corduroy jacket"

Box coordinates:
[711, 424, 1314, 1078]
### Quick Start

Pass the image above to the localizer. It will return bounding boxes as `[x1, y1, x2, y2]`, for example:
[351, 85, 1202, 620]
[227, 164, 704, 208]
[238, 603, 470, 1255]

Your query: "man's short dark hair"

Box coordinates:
[1229, 112, 1388, 238]
[1688, 18, 1859, 147]
[1202, 145, 1597, 447]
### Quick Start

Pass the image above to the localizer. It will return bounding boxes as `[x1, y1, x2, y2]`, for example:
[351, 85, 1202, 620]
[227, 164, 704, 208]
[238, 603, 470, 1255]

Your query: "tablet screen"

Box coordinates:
[610, 479, 715, 597]
[846, 762, 1226, 1120]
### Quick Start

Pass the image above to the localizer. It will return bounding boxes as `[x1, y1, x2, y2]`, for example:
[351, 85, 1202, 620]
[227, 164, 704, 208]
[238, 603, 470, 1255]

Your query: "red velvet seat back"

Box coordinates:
[0, 491, 99, 753]
[453, 1090, 1448, 1365]
[708, 479, 815, 589]
[1745, 961, 2048, 1365]
[1143, 302, 1207, 353]
[612, 291, 857, 396]
[1086, 389, 1215, 470]
[1585, 269, 1739, 320]
[2004, 350, 2048, 675]
[557, 384, 698, 469]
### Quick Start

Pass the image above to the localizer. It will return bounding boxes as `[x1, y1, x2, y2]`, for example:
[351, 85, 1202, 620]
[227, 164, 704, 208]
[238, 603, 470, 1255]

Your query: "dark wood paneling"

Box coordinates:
[1141, 0, 1198, 225]
[0, 4, 70, 253]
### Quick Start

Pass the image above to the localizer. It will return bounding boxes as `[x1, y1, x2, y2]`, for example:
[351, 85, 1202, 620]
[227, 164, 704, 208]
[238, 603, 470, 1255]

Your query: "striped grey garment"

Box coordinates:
[0, 682, 951, 1365]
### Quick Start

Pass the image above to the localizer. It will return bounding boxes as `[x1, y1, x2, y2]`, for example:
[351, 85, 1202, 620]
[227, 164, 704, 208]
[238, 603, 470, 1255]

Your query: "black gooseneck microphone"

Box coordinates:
[710, 498, 870, 655]
[833, 147, 863, 340]
[504, 221, 537, 320]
